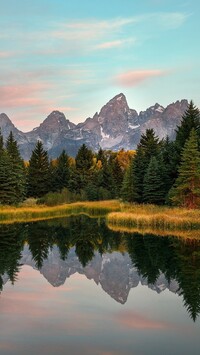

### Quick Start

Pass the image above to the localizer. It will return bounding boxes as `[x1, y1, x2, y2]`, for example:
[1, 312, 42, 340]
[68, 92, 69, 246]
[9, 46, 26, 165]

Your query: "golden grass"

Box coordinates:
[1, 200, 200, 237]
[0, 200, 120, 224]
[107, 203, 200, 233]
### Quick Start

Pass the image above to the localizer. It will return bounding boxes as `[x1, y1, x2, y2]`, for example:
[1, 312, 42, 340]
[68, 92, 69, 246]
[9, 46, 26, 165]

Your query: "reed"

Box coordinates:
[0, 200, 120, 224]
[107, 204, 200, 232]
[1, 200, 200, 233]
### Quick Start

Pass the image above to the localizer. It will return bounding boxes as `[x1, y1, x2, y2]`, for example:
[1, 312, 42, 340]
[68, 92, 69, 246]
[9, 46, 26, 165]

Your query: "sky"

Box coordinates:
[0, 0, 200, 131]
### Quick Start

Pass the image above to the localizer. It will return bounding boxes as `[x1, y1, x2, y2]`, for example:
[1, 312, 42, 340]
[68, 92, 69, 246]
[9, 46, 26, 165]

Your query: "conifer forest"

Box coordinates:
[0, 101, 200, 209]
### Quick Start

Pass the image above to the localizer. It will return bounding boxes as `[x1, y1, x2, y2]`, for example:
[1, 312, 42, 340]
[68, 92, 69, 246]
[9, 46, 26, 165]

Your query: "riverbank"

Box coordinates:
[1, 201, 200, 234]
[0, 200, 120, 224]
[107, 204, 200, 232]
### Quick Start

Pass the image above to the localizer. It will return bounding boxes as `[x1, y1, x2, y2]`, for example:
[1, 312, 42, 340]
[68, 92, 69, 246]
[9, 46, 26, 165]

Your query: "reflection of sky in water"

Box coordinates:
[0, 265, 200, 355]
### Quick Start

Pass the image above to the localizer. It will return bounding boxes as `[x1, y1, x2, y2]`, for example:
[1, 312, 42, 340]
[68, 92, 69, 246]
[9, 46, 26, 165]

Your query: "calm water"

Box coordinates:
[0, 215, 200, 355]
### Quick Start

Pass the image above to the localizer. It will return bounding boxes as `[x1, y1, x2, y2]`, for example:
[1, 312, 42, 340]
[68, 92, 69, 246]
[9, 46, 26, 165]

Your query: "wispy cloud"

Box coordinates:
[94, 38, 135, 50]
[115, 69, 168, 87]
[52, 18, 136, 46]
[158, 12, 190, 29]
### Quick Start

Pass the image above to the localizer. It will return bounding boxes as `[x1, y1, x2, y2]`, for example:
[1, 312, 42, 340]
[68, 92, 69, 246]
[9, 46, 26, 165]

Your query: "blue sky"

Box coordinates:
[0, 0, 200, 131]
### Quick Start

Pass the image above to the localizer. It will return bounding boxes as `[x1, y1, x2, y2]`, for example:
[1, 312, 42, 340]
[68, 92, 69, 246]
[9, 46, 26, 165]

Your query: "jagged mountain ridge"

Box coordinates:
[0, 94, 189, 159]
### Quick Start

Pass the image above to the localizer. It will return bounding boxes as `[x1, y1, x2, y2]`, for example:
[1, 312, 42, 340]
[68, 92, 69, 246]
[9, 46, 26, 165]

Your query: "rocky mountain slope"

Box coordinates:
[0, 94, 189, 159]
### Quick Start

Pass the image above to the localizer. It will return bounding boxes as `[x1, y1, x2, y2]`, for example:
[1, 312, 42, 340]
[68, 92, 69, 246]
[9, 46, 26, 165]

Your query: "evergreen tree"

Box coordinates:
[0, 130, 15, 204]
[73, 144, 94, 191]
[54, 150, 70, 192]
[96, 147, 106, 166]
[85, 180, 99, 201]
[160, 137, 178, 198]
[0, 150, 16, 204]
[97, 160, 115, 199]
[170, 129, 200, 208]
[6, 131, 26, 202]
[0, 128, 3, 151]
[28, 141, 50, 198]
[173, 101, 200, 178]
[123, 129, 161, 203]
[75, 144, 93, 171]
[175, 101, 200, 153]
[139, 128, 160, 162]
[49, 159, 57, 192]
[121, 157, 140, 202]
[143, 156, 165, 204]
[112, 157, 124, 197]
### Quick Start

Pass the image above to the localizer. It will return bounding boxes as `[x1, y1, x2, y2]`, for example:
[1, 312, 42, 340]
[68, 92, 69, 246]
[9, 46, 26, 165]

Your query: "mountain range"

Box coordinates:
[0, 93, 189, 160]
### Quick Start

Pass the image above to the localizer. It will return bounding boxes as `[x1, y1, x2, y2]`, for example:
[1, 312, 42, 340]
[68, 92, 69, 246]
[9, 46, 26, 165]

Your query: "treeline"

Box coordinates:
[0, 100, 200, 207]
[0, 129, 133, 205]
[121, 101, 200, 208]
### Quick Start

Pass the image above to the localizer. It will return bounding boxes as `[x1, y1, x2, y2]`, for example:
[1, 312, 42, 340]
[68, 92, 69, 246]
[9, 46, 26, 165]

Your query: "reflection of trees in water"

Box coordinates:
[172, 239, 200, 322]
[0, 224, 25, 290]
[125, 234, 177, 284]
[126, 233, 200, 321]
[27, 223, 54, 269]
[1, 217, 200, 320]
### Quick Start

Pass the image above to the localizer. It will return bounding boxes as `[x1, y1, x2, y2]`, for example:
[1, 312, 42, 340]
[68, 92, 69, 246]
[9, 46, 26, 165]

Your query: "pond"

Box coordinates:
[0, 215, 200, 354]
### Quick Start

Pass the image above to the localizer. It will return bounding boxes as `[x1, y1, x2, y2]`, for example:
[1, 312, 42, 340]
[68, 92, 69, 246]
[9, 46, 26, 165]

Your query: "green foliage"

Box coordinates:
[170, 129, 200, 208]
[28, 141, 50, 198]
[53, 150, 70, 192]
[175, 101, 200, 152]
[6, 131, 26, 203]
[38, 188, 80, 206]
[121, 129, 161, 203]
[85, 181, 99, 201]
[173, 101, 200, 178]
[121, 157, 140, 202]
[0, 128, 4, 151]
[139, 128, 160, 160]
[97, 161, 115, 199]
[143, 156, 165, 205]
[0, 150, 16, 204]
[111, 157, 124, 196]
[75, 144, 93, 171]
[96, 147, 106, 165]
[160, 137, 178, 199]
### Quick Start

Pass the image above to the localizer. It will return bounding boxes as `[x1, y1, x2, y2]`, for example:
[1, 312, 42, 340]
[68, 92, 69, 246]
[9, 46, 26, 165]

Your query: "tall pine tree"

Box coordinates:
[143, 156, 165, 205]
[6, 131, 26, 202]
[170, 129, 200, 208]
[54, 150, 70, 192]
[173, 101, 200, 178]
[28, 141, 50, 198]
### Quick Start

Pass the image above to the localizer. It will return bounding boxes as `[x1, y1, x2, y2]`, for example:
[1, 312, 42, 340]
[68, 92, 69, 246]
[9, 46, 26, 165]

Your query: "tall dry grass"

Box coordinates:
[107, 203, 200, 232]
[0, 200, 120, 224]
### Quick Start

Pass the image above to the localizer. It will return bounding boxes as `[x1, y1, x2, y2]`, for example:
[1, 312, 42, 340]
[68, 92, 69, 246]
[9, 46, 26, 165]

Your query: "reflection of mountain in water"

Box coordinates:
[10, 245, 179, 304]
[0, 216, 200, 320]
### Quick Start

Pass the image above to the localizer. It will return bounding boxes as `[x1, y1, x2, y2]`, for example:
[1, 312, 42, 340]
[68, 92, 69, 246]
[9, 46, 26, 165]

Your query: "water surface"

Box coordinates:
[0, 215, 200, 354]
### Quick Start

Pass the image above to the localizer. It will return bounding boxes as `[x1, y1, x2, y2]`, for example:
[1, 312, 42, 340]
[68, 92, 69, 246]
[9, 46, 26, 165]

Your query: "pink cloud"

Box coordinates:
[54, 106, 79, 112]
[0, 51, 15, 58]
[115, 310, 170, 330]
[0, 83, 53, 109]
[115, 69, 168, 87]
